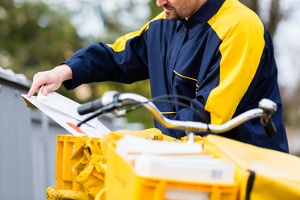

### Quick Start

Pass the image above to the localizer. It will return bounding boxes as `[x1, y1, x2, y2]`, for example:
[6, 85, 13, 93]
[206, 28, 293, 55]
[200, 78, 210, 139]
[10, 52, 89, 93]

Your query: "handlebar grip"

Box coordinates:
[77, 98, 103, 115]
[262, 119, 276, 138]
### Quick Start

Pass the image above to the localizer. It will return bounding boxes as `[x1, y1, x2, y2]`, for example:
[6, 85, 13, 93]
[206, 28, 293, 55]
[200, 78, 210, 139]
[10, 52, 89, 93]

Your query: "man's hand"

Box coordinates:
[27, 64, 72, 97]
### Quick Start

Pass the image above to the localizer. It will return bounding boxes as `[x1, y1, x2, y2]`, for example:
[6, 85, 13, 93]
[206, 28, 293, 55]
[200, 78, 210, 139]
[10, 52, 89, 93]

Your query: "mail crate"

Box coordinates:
[105, 142, 239, 200]
[55, 134, 82, 190]
[47, 134, 104, 200]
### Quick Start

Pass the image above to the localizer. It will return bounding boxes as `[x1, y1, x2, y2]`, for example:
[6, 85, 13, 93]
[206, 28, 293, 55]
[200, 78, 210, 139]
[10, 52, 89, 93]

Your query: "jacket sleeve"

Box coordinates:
[203, 9, 265, 125]
[63, 25, 151, 90]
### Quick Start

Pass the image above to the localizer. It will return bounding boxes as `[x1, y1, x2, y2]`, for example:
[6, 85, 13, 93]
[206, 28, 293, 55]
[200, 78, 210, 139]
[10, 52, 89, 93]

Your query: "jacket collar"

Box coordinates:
[176, 0, 225, 38]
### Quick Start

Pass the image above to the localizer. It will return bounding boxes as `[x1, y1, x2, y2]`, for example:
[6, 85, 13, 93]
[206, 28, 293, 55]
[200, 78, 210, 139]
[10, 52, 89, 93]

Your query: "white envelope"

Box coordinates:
[22, 89, 110, 137]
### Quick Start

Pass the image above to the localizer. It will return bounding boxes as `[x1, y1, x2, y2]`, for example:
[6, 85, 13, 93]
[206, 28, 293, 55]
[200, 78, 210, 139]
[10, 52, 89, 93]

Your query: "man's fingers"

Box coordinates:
[27, 65, 70, 98]
[27, 72, 47, 97]
[27, 83, 41, 97]
[41, 85, 53, 96]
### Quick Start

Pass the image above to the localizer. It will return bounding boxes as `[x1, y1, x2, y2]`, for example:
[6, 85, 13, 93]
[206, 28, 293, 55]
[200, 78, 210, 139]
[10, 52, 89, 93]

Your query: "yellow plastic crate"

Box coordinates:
[47, 134, 104, 200]
[55, 134, 82, 190]
[105, 142, 239, 200]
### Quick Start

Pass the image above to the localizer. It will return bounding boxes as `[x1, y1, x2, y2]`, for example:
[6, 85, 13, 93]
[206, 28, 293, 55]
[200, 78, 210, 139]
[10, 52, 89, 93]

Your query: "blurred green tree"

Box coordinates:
[0, 0, 156, 128]
[0, 0, 84, 79]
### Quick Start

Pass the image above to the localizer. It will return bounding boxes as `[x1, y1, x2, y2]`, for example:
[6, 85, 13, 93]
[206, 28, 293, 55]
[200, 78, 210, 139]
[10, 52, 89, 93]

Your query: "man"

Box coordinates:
[27, 0, 289, 152]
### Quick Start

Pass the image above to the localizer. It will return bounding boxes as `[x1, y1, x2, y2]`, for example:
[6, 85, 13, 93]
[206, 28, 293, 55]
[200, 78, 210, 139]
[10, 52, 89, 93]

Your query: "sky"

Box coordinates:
[39, 0, 150, 38]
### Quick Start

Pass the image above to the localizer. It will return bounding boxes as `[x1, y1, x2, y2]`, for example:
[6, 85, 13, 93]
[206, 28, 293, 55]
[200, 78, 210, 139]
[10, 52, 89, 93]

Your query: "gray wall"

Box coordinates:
[0, 68, 67, 200]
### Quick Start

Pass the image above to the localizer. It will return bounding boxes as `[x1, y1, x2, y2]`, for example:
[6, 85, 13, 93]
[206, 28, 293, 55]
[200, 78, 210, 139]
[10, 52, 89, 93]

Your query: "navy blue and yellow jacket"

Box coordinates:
[64, 0, 288, 152]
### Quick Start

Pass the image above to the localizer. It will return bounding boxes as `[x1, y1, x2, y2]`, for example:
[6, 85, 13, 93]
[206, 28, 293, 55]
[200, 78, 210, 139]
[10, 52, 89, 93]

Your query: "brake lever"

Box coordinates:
[261, 118, 276, 137]
[258, 98, 277, 137]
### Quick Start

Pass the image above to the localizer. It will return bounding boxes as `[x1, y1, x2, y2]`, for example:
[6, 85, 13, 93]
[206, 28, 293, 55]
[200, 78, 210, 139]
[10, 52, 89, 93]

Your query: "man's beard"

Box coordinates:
[163, 5, 183, 21]
[165, 11, 183, 21]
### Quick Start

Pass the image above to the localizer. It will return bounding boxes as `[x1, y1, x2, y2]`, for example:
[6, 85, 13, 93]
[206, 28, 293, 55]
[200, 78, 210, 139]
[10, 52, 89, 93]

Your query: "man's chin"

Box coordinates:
[165, 13, 179, 21]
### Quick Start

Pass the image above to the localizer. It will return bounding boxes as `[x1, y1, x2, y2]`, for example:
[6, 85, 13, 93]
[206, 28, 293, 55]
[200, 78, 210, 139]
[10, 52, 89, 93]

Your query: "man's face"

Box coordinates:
[156, 0, 205, 21]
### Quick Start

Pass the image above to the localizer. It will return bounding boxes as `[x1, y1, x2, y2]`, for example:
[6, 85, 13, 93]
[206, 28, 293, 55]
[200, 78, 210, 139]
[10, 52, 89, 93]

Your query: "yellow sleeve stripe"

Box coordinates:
[107, 12, 166, 52]
[206, 0, 265, 124]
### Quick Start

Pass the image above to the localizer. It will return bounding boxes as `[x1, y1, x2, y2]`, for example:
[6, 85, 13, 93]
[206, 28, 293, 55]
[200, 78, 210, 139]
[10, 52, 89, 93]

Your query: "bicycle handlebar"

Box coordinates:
[77, 91, 277, 138]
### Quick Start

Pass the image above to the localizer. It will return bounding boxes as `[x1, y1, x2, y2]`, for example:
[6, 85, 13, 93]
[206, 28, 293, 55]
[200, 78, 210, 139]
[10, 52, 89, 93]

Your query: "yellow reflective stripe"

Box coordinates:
[173, 70, 198, 82]
[162, 111, 177, 115]
[206, 0, 265, 124]
[107, 12, 166, 52]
